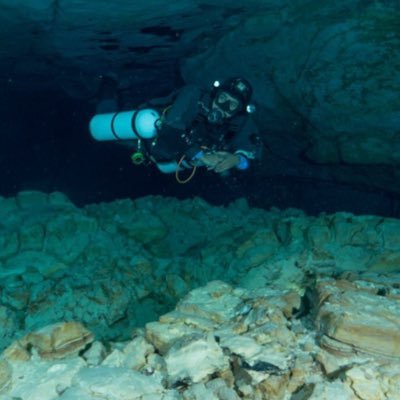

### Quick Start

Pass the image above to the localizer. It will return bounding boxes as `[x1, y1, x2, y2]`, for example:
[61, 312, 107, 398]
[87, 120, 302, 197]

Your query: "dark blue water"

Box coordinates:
[0, 85, 399, 217]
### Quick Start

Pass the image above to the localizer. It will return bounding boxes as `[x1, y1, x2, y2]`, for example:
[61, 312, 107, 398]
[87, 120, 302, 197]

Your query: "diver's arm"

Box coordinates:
[229, 117, 261, 168]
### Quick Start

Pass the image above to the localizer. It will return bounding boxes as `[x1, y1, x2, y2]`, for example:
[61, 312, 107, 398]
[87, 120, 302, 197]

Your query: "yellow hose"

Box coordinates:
[175, 155, 197, 184]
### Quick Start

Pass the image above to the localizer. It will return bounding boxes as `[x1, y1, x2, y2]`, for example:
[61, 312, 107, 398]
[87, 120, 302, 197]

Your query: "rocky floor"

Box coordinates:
[0, 191, 399, 399]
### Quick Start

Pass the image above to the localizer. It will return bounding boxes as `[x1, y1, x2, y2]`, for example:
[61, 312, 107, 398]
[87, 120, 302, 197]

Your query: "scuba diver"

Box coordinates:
[90, 77, 262, 183]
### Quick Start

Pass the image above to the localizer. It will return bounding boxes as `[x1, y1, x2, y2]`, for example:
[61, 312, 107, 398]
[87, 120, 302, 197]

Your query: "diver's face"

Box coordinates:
[211, 91, 241, 118]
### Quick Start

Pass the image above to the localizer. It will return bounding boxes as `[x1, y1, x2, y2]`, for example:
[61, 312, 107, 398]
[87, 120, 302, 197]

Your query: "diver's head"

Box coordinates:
[207, 77, 254, 124]
[208, 90, 242, 124]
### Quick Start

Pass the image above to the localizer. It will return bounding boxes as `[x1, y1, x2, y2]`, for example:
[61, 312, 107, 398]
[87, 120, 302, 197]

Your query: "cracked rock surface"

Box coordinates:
[0, 190, 399, 398]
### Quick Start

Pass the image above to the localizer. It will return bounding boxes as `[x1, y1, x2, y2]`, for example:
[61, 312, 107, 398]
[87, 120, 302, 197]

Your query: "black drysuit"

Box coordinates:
[144, 84, 261, 167]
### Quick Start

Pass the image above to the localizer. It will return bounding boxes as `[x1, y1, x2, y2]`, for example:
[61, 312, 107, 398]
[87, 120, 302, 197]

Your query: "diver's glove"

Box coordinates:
[235, 154, 250, 170]
[212, 152, 242, 173]
[192, 151, 245, 173]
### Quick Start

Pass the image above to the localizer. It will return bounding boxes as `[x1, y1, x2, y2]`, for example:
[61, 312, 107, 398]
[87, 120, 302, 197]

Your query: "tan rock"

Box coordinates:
[2, 340, 31, 361]
[217, 369, 235, 389]
[384, 365, 400, 400]
[345, 365, 386, 400]
[316, 348, 356, 375]
[288, 353, 317, 393]
[280, 291, 302, 318]
[0, 359, 12, 394]
[9, 321, 94, 360]
[318, 334, 360, 357]
[145, 319, 202, 355]
[257, 373, 290, 399]
[315, 279, 400, 359]
[160, 310, 216, 330]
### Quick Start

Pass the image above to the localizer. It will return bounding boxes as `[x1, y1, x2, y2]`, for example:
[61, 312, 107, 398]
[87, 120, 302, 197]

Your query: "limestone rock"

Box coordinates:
[4, 357, 85, 400]
[7, 322, 94, 360]
[101, 336, 158, 373]
[58, 386, 98, 400]
[306, 222, 332, 248]
[48, 192, 77, 209]
[120, 336, 155, 370]
[82, 341, 106, 366]
[378, 219, 400, 250]
[344, 364, 387, 400]
[18, 223, 45, 251]
[176, 281, 242, 324]
[165, 334, 230, 385]
[205, 378, 241, 400]
[44, 214, 98, 263]
[369, 251, 400, 273]
[0, 192, 400, 399]
[114, 209, 167, 245]
[70, 366, 168, 398]
[2, 340, 31, 362]
[16, 191, 49, 209]
[4, 251, 67, 278]
[183, 382, 220, 400]
[0, 306, 18, 351]
[146, 317, 204, 355]
[218, 333, 290, 373]
[315, 279, 400, 358]
[234, 229, 279, 269]
[308, 381, 356, 400]
[0, 230, 19, 260]
[0, 359, 12, 394]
